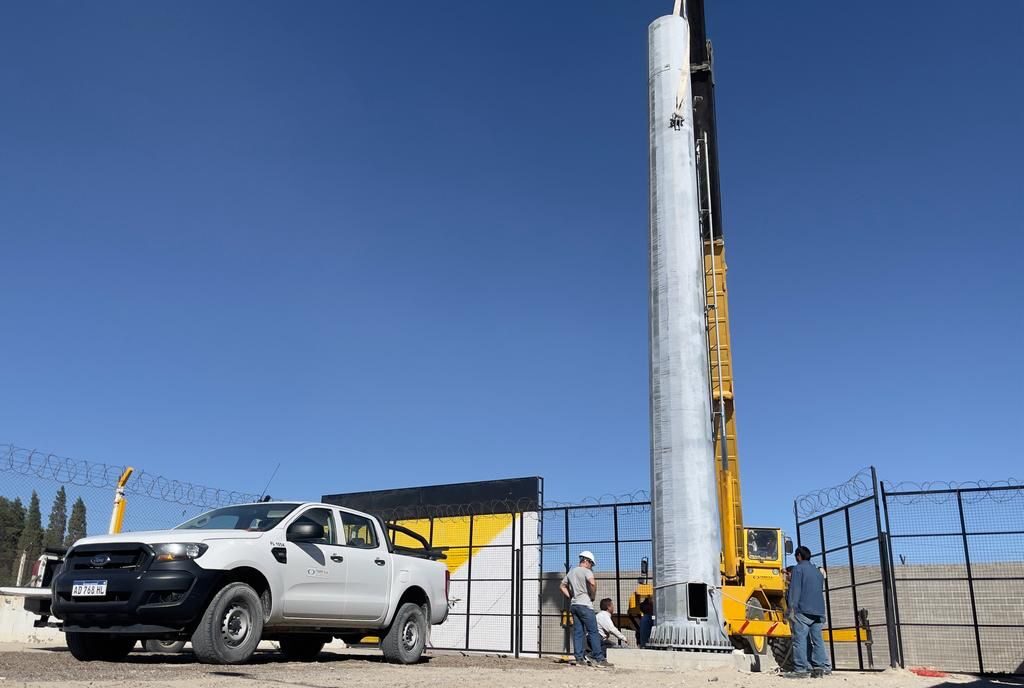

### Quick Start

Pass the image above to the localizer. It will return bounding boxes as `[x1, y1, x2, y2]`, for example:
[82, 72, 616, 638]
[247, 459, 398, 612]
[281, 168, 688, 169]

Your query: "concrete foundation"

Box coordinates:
[606, 647, 777, 673]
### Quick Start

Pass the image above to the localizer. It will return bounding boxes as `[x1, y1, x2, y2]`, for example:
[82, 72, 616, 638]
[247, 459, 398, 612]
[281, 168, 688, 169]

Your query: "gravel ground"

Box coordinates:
[0, 646, 1015, 688]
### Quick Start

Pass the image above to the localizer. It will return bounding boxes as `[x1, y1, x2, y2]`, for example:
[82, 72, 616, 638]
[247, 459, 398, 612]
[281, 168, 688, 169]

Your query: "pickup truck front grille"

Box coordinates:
[66, 544, 150, 571]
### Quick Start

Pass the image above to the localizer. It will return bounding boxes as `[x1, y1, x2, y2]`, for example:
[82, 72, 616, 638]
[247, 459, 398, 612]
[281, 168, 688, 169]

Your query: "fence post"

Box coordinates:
[844, 508, 865, 671]
[873, 473, 902, 668]
[465, 514, 474, 651]
[563, 508, 571, 655]
[818, 517, 837, 670]
[956, 491, 984, 674]
[14, 550, 27, 586]
[613, 505, 621, 638]
[511, 510, 518, 657]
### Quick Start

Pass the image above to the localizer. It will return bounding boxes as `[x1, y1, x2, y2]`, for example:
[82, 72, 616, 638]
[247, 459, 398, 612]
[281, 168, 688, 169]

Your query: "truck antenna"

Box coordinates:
[257, 462, 281, 502]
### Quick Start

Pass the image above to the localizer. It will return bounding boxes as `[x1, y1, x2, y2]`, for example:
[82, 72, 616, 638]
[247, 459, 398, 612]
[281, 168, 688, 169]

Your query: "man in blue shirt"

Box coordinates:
[786, 546, 830, 678]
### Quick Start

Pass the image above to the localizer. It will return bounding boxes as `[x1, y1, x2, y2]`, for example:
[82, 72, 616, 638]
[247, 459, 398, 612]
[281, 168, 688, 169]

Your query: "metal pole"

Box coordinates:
[872, 471, 901, 668]
[794, 501, 801, 548]
[466, 514, 474, 651]
[108, 466, 134, 534]
[517, 540, 525, 657]
[613, 505, 622, 635]
[956, 492, 984, 673]
[512, 507, 520, 659]
[844, 509, 865, 671]
[512, 509, 520, 655]
[819, 517, 837, 670]
[880, 482, 905, 668]
[564, 507, 571, 655]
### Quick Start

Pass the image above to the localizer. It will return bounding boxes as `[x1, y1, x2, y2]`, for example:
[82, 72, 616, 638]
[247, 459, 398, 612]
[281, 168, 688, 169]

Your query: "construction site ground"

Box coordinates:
[0, 644, 1014, 688]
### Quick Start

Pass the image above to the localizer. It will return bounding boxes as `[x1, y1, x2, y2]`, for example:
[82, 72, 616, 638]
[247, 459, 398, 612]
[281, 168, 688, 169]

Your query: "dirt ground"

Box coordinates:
[0, 646, 1016, 688]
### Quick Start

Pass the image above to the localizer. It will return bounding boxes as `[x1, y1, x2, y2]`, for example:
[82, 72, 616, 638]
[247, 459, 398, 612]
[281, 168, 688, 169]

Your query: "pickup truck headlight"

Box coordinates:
[154, 543, 208, 562]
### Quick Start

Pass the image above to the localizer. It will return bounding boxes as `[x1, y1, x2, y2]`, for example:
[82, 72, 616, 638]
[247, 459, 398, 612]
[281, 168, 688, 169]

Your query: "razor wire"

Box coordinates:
[364, 490, 653, 522]
[1, 444, 259, 510]
[882, 476, 1024, 505]
[794, 467, 875, 520]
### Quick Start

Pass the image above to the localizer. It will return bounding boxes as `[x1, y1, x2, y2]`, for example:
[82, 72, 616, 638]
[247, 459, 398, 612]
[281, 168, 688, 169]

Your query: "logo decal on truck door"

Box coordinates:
[306, 568, 329, 577]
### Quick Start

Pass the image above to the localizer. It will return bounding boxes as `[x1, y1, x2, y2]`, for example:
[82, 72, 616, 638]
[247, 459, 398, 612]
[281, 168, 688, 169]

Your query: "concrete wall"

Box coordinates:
[0, 595, 60, 645]
[820, 562, 1024, 674]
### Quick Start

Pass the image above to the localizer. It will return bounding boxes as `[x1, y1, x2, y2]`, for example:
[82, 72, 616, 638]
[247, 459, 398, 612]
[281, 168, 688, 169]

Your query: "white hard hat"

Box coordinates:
[579, 550, 596, 566]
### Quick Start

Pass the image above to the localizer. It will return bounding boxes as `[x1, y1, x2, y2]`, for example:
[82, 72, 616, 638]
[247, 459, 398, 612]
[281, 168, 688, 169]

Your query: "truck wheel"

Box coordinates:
[144, 639, 187, 654]
[279, 635, 327, 661]
[743, 598, 768, 655]
[380, 602, 426, 664]
[66, 633, 136, 662]
[190, 582, 264, 664]
[770, 637, 794, 672]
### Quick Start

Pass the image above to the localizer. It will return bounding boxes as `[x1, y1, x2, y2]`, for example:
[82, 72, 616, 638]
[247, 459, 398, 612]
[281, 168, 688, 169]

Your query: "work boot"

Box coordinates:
[782, 672, 810, 679]
[595, 660, 614, 669]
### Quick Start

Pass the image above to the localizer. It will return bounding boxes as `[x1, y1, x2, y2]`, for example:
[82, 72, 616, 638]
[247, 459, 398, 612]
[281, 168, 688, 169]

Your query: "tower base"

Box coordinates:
[647, 620, 733, 652]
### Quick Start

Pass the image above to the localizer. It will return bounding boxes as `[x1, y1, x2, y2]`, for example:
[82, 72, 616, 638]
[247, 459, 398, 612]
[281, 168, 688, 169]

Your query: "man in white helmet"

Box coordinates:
[559, 551, 612, 668]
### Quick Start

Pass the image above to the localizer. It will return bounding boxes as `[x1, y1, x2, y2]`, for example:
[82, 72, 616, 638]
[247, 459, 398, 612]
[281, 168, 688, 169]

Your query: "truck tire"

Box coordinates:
[190, 582, 264, 665]
[742, 598, 769, 655]
[380, 602, 426, 664]
[279, 635, 327, 661]
[144, 639, 187, 654]
[770, 637, 794, 672]
[66, 633, 136, 662]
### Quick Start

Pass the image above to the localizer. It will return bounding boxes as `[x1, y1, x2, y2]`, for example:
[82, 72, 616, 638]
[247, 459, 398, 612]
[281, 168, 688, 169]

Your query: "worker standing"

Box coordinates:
[637, 597, 654, 648]
[560, 551, 612, 669]
[785, 546, 830, 678]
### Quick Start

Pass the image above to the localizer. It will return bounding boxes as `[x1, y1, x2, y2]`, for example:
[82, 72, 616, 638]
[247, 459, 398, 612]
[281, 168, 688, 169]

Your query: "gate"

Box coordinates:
[523, 502, 653, 655]
[794, 468, 900, 670]
[882, 481, 1024, 674]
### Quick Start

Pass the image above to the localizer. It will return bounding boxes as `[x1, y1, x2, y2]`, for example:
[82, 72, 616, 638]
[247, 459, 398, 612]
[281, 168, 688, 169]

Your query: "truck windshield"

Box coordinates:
[746, 528, 779, 561]
[175, 503, 301, 532]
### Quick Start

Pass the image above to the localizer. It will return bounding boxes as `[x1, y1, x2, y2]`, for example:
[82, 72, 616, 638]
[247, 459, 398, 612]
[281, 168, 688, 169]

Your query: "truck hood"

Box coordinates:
[72, 529, 267, 547]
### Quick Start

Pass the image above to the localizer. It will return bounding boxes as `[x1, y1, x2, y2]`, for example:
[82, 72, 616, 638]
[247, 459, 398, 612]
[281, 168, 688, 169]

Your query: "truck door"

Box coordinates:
[337, 510, 390, 623]
[281, 506, 348, 620]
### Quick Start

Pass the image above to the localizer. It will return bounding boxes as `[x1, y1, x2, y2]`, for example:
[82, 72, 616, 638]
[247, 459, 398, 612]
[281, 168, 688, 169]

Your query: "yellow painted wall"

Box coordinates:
[392, 514, 513, 575]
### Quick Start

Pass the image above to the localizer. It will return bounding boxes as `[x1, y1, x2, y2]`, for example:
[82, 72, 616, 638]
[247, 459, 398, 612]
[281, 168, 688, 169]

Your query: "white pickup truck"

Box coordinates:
[42, 501, 449, 665]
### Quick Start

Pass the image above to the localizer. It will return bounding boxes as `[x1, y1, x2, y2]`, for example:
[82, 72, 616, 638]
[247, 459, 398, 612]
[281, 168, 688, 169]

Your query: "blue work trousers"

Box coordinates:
[791, 612, 830, 674]
[570, 604, 605, 663]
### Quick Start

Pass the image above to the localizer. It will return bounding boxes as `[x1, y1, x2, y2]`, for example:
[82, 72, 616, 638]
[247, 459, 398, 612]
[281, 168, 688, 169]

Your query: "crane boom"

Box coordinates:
[687, 0, 744, 582]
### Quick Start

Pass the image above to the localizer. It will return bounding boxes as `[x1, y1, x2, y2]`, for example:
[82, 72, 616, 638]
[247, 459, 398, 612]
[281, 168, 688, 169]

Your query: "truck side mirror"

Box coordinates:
[287, 522, 325, 542]
[640, 557, 649, 580]
[785, 537, 794, 556]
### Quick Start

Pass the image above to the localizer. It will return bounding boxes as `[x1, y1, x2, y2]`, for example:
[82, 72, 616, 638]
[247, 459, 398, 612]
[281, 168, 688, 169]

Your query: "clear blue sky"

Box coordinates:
[2, 1, 1021, 533]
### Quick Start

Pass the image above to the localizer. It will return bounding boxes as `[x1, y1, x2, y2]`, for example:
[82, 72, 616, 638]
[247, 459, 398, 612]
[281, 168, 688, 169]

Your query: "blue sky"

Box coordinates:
[2, 1, 1021, 533]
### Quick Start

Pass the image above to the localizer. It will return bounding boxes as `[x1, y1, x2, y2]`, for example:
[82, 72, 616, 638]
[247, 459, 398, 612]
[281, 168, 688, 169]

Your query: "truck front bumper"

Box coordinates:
[51, 544, 221, 637]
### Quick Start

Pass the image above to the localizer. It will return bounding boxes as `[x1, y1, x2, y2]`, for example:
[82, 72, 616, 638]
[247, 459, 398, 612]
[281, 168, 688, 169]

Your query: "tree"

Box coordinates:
[0, 497, 26, 586]
[11, 491, 43, 583]
[65, 497, 88, 547]
[44, 486, 68, 550]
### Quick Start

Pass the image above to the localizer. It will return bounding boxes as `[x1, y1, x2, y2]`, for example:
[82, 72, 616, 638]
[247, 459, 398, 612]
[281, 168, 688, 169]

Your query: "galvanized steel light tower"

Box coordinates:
[647, 2, 732, 651]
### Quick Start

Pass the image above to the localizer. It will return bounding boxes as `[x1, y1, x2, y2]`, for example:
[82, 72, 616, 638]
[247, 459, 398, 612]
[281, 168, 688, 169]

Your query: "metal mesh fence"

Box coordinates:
[360, 506, 535, 655]
[0, 444, 258, 585]
[794, 495, 892, 667]
[883, 482, 1024, 674]
[529, 503, 652, 655]
[798, 469, 1024, 676]
[795, 473, 896, 672]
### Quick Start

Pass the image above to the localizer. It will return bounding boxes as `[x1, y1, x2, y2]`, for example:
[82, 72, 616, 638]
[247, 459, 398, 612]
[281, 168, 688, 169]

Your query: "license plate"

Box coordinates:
[72, 580, 108, 597]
